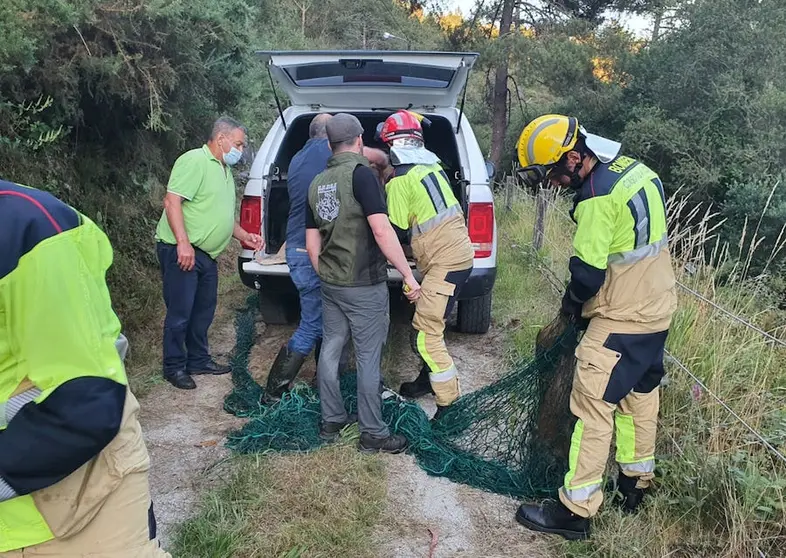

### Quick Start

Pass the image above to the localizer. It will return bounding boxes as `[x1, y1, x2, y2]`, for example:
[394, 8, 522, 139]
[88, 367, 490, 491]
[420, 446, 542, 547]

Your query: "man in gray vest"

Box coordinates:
[306, 113, 420, 453]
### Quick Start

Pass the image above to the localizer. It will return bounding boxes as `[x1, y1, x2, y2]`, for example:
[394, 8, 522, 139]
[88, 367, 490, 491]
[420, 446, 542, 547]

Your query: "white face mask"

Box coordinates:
[221, 137, 242, 166]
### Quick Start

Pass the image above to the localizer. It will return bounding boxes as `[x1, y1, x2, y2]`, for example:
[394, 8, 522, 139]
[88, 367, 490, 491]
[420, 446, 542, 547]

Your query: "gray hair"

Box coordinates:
[210, 116, 246, 140]
[309, 114, 331, 139]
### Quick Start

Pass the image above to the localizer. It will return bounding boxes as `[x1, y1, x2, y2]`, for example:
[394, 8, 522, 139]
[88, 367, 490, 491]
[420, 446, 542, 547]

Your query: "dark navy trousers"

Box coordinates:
[157, 242, 217, 375]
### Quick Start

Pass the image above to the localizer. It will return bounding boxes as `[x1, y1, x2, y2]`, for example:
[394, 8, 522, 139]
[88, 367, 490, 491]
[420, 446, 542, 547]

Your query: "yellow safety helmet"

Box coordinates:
[516, 114, 622, 189]
[516, 114, 579, 168]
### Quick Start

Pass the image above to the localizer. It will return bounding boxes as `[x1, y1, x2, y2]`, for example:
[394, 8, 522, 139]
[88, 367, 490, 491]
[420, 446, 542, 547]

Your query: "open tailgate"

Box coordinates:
[258, 50, 478, 110]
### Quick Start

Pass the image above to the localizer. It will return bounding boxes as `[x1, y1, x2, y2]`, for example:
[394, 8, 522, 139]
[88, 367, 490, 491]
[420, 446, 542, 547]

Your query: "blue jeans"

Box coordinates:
[287, 248, 322, 355]
[157, 242, 218, 375]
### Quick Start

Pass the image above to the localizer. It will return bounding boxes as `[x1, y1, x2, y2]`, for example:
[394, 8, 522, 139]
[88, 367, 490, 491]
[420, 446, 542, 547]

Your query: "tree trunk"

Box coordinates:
[489, 0, 515, 170]
[651, 7, 663, 42]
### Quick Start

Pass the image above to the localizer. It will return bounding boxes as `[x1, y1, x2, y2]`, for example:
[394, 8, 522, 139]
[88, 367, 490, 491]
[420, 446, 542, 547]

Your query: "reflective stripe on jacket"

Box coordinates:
[386, 163, 473, 273]
[568, 156, 677, 324]
[0, 181, 147, 552]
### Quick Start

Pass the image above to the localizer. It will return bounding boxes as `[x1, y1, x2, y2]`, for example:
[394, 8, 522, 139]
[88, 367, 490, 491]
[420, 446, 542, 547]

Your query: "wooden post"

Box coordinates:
[533, 187, 548, 251]
[505, 175, 513, 212]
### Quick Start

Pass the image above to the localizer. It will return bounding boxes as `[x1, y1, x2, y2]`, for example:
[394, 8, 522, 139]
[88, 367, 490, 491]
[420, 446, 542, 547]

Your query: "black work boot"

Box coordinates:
[187, 360, 231, 375]
[164, 370, 197, 390]
[515, 499, 591, 541]
[358, 432, 409, 454]
[615, 473, 647, 514]
[319, 413, 358, 442]
[263, 345, 307, 403]
[399, 365, 434, 399]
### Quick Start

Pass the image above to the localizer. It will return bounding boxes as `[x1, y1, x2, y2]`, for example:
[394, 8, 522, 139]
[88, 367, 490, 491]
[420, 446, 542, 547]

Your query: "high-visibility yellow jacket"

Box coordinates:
[385, 162, 473, 273]
[0, 180, 149, 552]
[565, 155, 677, 326]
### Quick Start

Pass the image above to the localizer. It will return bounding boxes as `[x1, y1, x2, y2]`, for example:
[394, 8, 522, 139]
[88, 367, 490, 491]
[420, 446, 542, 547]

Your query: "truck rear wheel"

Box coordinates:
[457, 293, 492, 334]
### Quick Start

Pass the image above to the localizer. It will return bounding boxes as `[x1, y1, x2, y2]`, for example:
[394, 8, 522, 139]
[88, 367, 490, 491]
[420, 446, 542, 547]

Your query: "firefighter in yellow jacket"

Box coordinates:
[0, 179, 169, 556]
[376, 111, 474, 419]
[513, 116, 677, 540]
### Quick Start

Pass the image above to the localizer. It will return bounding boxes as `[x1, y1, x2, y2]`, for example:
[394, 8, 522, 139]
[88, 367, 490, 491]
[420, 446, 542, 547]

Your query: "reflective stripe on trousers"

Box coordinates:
[619, 459, 655, 475]
[429, 363, 457, 382]
[561, 419, 604, 504]
[558, 318, 666, 518]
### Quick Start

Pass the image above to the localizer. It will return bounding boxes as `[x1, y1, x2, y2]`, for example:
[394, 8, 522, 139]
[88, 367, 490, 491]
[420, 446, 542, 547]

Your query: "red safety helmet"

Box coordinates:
[377, 110, 425, 144]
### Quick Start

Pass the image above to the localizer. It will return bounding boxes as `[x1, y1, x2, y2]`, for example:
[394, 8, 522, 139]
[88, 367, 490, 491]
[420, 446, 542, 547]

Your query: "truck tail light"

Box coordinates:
[468, 202, 494, 259]
[239, 195, 262, 250]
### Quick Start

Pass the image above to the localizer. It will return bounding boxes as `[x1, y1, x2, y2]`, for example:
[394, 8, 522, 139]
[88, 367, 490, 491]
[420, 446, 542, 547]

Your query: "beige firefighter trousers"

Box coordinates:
[0, 387, 169, 558]
[0, 470, 169, 557]
[411, 266, 472, 406]
[558, 316, 670, 518]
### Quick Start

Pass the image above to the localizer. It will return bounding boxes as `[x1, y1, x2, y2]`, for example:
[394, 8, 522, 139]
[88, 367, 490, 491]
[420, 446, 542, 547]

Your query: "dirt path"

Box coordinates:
[139, 294, 548, 555]
[375, 313, 549, 558]
[139, 277, 300, 547]
[140, 319, 247, 547]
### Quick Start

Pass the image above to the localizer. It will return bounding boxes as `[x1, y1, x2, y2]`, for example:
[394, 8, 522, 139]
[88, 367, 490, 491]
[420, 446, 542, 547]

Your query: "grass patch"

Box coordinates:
[495, 192, 786, 557]
[171, 441, 385, 558]
[169, 266, 414, 558]
[494, 199, 568, 359]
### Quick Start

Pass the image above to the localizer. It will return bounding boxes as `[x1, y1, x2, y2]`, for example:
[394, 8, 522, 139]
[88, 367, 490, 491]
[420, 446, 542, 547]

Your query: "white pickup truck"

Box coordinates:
[237, 50, 497, 333]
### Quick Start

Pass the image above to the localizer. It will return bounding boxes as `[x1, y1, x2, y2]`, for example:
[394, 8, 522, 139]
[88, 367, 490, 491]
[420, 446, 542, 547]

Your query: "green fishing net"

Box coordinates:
[223, 296, 581, 499]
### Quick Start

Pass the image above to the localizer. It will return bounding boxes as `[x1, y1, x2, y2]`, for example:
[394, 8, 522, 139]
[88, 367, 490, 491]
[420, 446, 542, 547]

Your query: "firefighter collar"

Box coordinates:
[390, 146, 441, 166]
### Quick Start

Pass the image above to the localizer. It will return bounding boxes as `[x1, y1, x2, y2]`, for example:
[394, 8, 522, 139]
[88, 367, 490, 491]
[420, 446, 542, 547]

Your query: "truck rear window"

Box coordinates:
[282, 60, 455, 88]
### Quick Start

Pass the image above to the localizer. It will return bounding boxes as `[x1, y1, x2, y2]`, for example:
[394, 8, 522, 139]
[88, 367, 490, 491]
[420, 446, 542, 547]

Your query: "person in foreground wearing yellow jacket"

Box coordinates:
[513, 116, 677, 540]
[0, 179, 169, 556]
[376, 110, 474, 420]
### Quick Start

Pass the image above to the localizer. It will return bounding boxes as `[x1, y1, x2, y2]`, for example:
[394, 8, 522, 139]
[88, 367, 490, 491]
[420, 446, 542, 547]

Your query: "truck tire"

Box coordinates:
[258, 290, 300, 325]
[457, 293, 492, 334]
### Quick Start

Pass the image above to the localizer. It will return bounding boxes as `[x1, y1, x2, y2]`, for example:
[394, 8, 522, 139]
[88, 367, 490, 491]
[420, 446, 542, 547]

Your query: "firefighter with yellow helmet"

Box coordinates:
[376, 110, 474, 419]
[513, 116, 677, 540]
[0, 180, 169, 556]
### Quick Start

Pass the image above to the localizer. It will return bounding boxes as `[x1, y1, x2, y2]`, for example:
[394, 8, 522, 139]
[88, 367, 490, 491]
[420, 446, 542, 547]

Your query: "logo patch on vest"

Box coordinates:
[316, 183, 340, 221]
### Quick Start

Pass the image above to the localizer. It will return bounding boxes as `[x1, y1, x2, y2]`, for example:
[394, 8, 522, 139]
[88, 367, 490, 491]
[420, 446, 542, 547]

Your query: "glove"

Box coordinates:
[561, 289, 589, 331]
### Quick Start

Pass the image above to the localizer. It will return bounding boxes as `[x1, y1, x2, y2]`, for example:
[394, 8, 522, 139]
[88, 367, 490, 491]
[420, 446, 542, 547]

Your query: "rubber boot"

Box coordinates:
[432, 405, 450, 422]
[616, 472, 647, 514]
[399, 365, 435, 399]
[314, 339, 322, 367]
[515, 499, 590, 541]
[311, 339, 323, 388]
[263, 345, 307, 403]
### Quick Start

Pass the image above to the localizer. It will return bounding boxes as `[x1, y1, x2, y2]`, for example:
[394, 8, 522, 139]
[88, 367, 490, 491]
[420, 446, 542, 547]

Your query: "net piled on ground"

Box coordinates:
[223, 296, 580, 498]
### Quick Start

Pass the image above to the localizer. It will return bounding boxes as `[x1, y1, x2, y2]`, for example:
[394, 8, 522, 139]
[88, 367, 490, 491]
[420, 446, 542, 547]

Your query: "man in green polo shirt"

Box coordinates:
[155, 116, 263, 389]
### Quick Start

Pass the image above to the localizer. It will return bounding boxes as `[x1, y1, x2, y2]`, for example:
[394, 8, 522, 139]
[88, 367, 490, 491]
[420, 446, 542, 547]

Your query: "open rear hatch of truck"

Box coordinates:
[258, 50, 478, 110]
